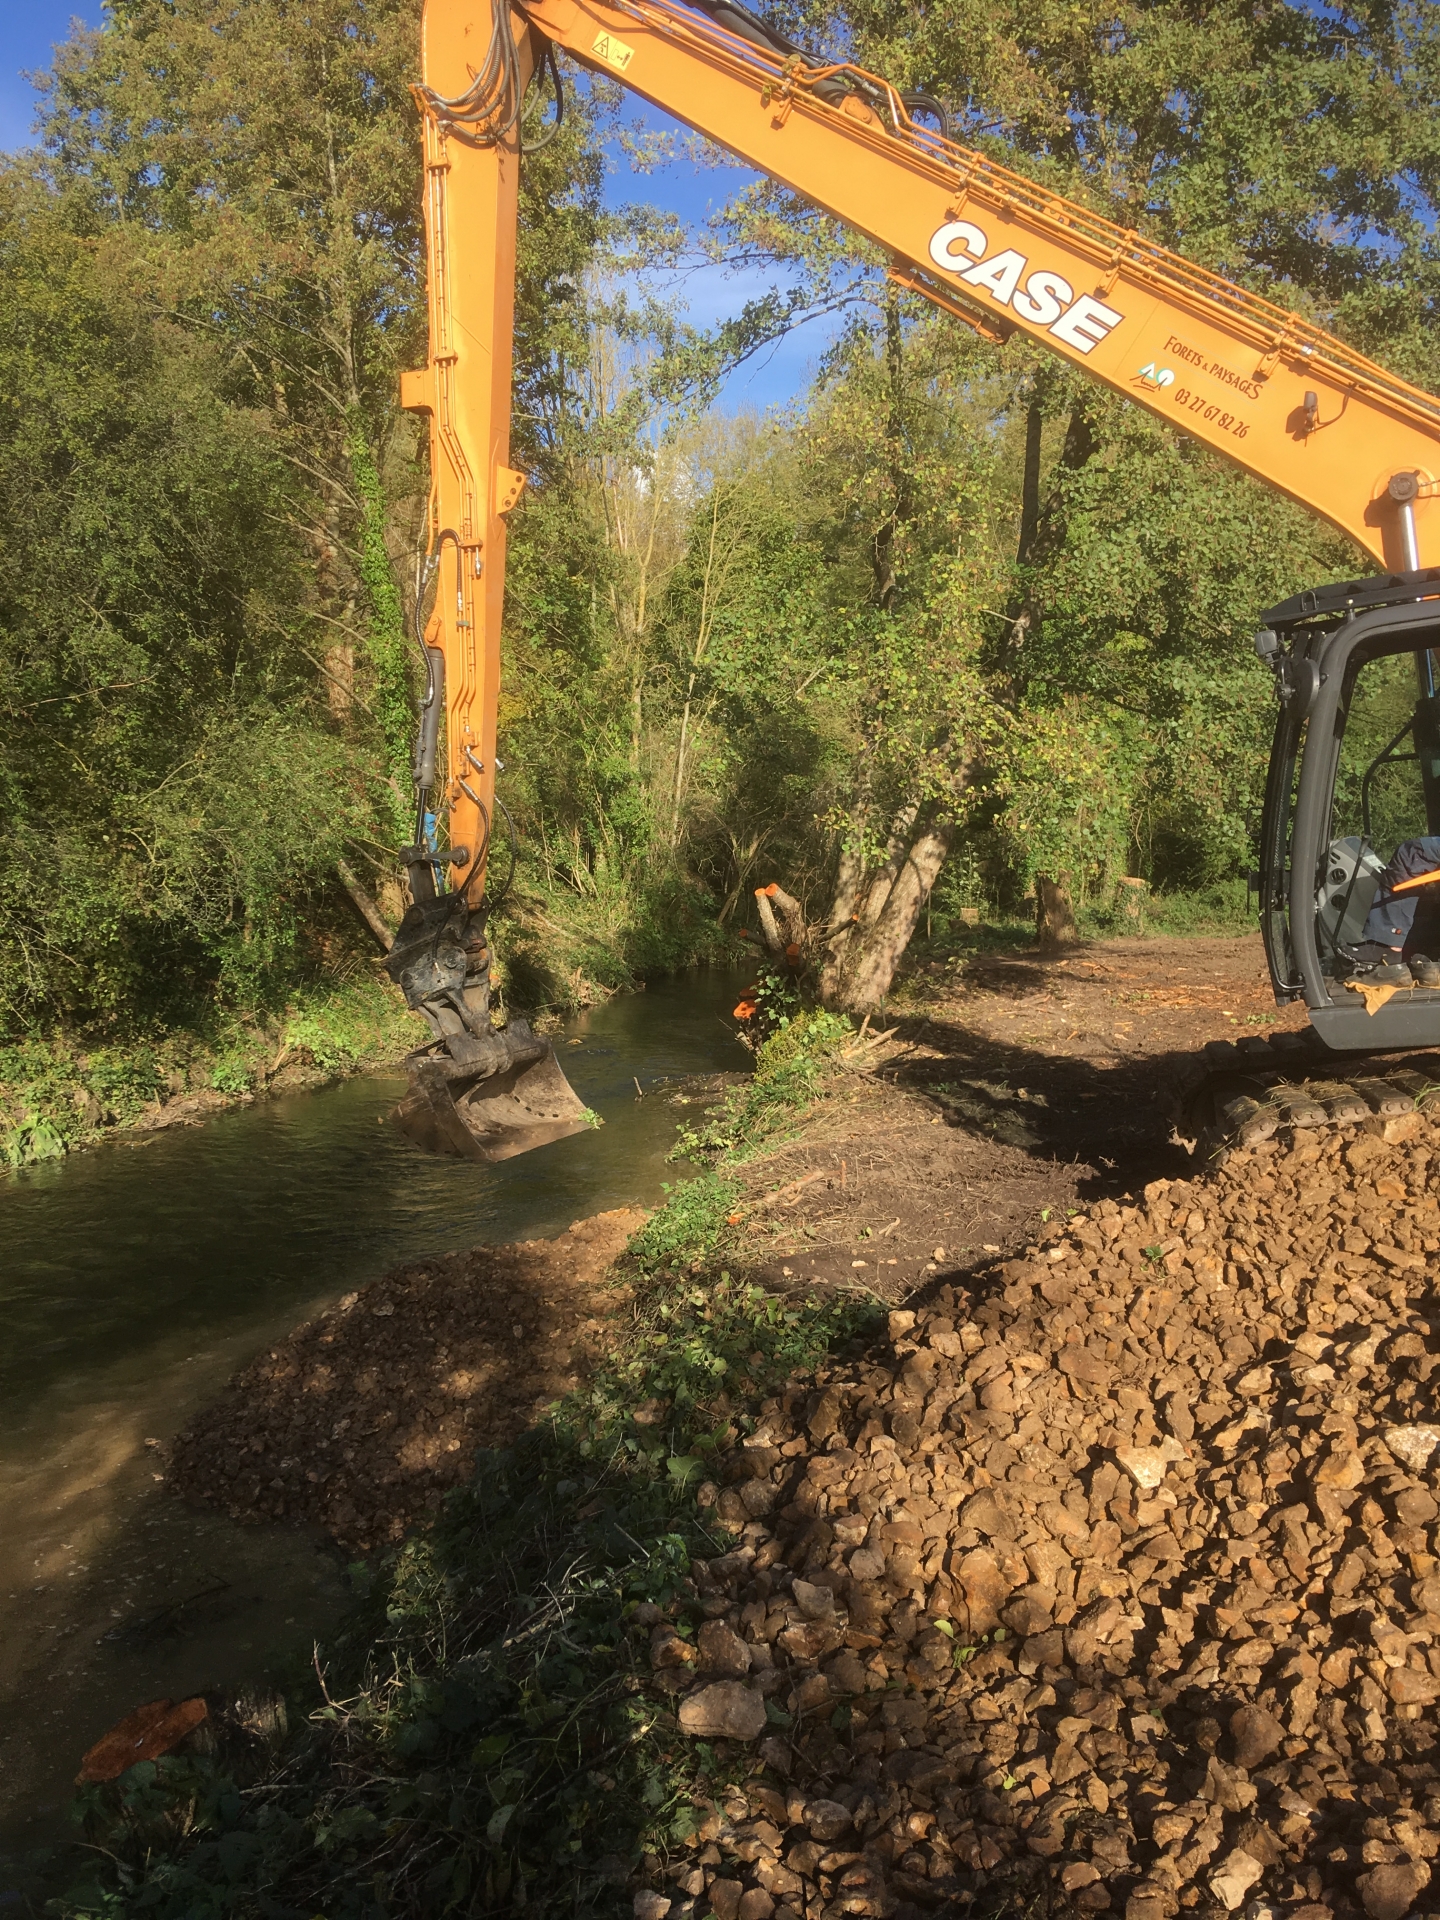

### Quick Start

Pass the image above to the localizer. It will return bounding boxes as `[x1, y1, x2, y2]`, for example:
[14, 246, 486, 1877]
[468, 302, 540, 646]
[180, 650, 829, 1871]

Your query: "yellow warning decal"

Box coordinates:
[591, 30, 635, 70]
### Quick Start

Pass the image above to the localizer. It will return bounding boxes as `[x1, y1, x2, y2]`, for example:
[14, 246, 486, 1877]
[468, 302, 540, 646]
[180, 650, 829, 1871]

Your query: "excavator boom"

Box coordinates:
[517, 0, 1440, 568]
[395, 0, 1440, 1160]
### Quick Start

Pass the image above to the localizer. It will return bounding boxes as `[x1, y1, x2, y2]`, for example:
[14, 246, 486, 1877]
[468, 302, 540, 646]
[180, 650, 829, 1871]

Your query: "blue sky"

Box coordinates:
[0, 0, 97, 151]
[598, 102, 845, 411]
[0, 1, 841, 410]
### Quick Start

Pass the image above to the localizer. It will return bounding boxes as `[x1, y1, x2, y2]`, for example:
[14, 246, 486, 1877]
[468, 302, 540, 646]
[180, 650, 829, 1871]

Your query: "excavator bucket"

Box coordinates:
[384, 892, 591, 1163]
[393, 1019, 592, 1162]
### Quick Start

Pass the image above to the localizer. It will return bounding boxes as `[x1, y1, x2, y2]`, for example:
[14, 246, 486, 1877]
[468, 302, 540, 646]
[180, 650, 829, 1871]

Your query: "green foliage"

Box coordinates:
[348, 425, 415, 842]
[3, 1112, 66, 1169]
[626, 1172, 742, 1270]
[672, 1004, 852, 1161]
[0, 977, 421, 1164]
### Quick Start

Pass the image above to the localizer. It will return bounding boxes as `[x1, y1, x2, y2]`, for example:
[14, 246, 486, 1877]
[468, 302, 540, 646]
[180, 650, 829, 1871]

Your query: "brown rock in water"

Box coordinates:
[678, 1682, 767, 1741]
[1357, 1861, 1431, 1920]
[1229, 1703, 1285, 1770]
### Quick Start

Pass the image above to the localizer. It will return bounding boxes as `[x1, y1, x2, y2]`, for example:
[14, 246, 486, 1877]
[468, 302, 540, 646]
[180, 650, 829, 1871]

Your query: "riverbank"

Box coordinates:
[0, 975, 754, 1896]
[60, 933, 1440, 1920]
[0, 974, 427, 1169]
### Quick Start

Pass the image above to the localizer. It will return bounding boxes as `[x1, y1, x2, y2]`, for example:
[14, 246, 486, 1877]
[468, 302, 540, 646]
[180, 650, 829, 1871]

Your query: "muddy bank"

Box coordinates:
[167, 1209, 645, 1551]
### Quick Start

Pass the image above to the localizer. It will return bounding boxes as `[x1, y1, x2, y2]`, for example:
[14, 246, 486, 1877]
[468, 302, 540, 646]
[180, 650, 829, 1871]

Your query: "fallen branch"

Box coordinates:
[747, 1168, 827, 1213]
[337, 859, 394, 954]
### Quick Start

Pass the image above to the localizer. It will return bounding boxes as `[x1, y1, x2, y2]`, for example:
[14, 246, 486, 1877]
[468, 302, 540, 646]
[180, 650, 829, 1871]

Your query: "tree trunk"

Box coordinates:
[857, 802, 919, 925]
[337, 860, 394, 952]
[828, 812, 954, 1013]
[1017, 397, 1042, 566]
[821, 772, 872, 1002]
[1036, 872, 1078, 953]
[1116, 875, 1148, 932]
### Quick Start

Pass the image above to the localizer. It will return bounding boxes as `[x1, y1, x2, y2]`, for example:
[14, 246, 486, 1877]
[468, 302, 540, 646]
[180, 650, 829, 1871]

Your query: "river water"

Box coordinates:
[0, 973, 748, 1879]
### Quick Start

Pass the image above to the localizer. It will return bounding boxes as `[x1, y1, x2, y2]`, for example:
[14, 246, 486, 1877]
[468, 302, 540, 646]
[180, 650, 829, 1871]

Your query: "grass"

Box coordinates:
[55, 1012, 881, 1919]
[0, 975, 424, 1170]
[900, 878, 1260, 975]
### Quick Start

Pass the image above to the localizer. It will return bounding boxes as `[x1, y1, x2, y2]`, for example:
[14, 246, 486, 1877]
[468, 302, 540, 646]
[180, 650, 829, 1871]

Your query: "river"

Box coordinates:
[0, 972, 748, 1884]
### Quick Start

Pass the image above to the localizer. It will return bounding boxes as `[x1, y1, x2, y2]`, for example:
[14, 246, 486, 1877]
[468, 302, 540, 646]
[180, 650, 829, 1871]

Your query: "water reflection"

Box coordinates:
[1, 972, 747, 1429]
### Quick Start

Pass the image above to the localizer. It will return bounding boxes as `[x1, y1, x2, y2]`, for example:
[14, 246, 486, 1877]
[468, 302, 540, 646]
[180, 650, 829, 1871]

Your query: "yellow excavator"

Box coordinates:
[389, 0, 1440, 1163]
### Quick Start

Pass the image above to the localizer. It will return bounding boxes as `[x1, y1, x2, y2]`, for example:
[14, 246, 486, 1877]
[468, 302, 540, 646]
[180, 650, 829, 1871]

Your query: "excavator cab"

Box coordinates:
[1256, 566, 1440, 1050]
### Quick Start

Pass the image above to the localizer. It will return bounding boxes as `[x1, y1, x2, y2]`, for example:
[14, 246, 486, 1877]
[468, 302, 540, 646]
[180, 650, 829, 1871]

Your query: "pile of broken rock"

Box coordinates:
[634, 1117, 1440, 1920]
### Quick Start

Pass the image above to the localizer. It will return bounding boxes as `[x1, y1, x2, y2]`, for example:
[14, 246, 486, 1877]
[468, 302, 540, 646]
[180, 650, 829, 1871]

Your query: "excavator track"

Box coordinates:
[1174, 1029, 1440, 1164]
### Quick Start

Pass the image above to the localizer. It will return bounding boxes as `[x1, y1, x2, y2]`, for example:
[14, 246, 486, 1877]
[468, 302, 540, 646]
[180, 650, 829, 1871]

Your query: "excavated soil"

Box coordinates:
[639, 1109, 1440, 1920]
[166, 1209, 644, 1551]
[724, 933, 1308, 1300]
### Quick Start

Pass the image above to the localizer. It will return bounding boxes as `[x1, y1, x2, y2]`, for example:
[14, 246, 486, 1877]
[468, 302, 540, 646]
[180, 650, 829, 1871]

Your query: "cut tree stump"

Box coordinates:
[1036, 873, 1078, 953]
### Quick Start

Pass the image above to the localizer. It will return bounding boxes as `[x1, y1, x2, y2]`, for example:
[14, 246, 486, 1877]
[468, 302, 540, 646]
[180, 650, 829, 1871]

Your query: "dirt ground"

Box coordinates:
[168, 934, 1292, 1555]
[728, 933, 1302, 1301]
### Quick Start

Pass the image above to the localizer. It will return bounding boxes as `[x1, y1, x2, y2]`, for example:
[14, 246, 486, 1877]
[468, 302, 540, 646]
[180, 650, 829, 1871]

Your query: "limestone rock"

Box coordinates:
[1356, 1861, 1431, 1920]
[698, 1619, 752, 1676]
[1229, 1703, 1285, 1770]
[707, 1882, 745, 1920]
[1209, 1849, 1264, 1911]
[678, 1682, 767, 1741]
[803, 1798, 852, 1842]
[1384, 1425, 1440, 1473]
[953, 1546, 1014, 1635]
[1114, 1437, 1184, 1489]
[791, 1579, 836, 1620]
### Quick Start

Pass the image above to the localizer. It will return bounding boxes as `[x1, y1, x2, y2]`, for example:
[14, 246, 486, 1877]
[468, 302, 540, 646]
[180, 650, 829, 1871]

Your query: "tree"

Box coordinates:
[41, 0, 429, 856]
[0, 170, 364, 1026]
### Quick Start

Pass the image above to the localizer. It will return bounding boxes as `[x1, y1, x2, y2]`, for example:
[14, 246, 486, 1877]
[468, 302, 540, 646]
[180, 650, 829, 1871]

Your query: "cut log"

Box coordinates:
[754, 888, 786, 955]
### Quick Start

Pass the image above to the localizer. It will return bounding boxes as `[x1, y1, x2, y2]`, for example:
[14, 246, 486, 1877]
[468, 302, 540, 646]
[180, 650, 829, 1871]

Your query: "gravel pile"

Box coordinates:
[167, 1210, 642, 1551]
[641, 1113, 1440, 1920]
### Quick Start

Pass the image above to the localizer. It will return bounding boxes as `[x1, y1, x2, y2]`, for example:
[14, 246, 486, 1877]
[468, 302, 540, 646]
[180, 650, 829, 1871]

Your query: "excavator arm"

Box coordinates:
[391, 0, 1440, 1159]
